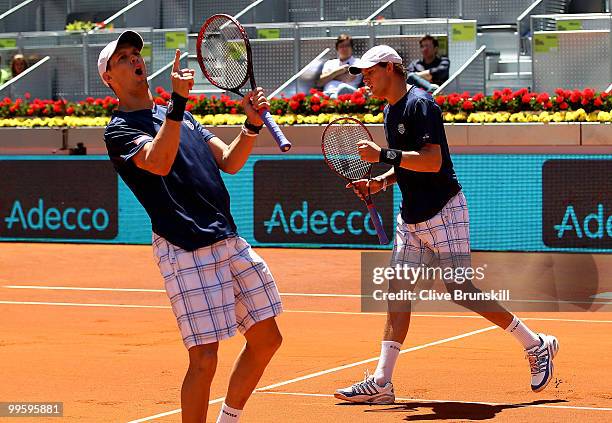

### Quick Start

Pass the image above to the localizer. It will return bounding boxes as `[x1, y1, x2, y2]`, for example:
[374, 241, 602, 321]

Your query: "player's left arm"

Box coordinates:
[207, 88, 268, 174]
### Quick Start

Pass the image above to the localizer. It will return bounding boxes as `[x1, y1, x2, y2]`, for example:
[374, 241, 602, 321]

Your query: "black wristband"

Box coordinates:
[380, 148, 402, 166]
[244, 119, 263, 134]
[166, 92, 187, 121]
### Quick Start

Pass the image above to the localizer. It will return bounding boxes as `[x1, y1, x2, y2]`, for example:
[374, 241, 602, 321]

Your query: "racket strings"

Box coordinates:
[323, 121, 371, 181]
[201, 17, 249, 90]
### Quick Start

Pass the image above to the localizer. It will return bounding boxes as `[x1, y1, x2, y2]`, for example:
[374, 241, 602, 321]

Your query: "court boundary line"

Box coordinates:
[4, 285, 612, 304]
[255, 391, 612, 412]
[126, 325, 498, 422]
[2, 300, 612, 324]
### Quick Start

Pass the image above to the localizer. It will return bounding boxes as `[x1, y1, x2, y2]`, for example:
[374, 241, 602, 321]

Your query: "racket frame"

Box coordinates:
[321, 116, 390, 244]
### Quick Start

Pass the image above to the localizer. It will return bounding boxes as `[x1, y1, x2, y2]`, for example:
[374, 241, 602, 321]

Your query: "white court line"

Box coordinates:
[2, 285, 362, 298]
[255, 391, 612, 412]
[2, 301, 612, 324]
[4, 285, 612, 304]
[3, 285, 166, 293]
[126, 325, 497, 422]
[126, 397, 225, 423]
[0, 300, 170, 309]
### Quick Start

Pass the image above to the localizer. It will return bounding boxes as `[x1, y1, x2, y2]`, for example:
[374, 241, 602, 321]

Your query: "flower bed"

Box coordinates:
[0, 87, 610, 127]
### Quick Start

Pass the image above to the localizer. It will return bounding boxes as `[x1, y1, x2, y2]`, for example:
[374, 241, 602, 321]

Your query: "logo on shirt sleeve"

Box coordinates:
[183, 120, 195, 130]
[397, 123, 405, 134]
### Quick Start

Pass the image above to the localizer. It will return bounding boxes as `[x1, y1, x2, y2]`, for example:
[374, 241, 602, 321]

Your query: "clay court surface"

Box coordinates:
[1, 243, 611, 422]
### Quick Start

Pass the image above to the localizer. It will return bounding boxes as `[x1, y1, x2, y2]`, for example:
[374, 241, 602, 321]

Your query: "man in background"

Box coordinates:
[407, 35, 450, 93]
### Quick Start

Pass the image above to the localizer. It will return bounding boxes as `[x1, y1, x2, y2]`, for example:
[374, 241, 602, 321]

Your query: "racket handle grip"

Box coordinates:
[259, 109, 292, 152]
[366, 204, 390, 245]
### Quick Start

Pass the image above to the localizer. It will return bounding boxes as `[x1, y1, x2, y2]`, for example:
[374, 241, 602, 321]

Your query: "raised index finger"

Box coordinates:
[172, 49, 181, 73]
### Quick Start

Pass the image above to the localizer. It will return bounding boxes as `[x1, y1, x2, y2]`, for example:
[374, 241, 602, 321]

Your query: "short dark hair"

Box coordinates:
[377, 62, 407, 79]
[335, 34, 354, 50]
[419, 35, 439, 48]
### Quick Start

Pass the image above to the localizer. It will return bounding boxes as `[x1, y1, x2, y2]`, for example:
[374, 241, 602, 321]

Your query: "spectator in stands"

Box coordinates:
[406, 35, 450, 93]
[10, 54, 28, 78]
[0, 57, 10, 85]
[318, 34, 363, 98]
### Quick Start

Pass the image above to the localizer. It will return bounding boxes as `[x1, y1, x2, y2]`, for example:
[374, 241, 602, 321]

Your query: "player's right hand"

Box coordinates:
[346, 178, 384, 201]
[170, 49, 195, 98]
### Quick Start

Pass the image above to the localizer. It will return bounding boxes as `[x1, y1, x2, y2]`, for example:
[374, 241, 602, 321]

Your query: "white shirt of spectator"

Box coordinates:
[322, 56, 363, 93]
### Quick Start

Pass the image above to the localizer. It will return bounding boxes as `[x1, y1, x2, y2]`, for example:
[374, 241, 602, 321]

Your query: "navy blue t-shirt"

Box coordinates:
[104, 105, 237, 251]
[384, 87, 461, 223]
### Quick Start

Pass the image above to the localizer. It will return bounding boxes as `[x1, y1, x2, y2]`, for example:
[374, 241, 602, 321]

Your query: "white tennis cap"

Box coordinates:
[349, 45, 403, 75]
[97, 30, 144, 86]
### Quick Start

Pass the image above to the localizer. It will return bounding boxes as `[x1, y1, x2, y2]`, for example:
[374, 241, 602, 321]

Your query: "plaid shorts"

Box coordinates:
[153, 235, 282, 349]
[391, 191, 471, 272]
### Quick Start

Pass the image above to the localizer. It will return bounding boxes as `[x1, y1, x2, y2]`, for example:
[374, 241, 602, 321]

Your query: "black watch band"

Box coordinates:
[244, 120, 263, 134]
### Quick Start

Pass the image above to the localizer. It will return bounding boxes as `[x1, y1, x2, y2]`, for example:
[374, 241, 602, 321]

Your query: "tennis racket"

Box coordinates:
[196, 14, 292, 152]
[321, 117, 389, 245]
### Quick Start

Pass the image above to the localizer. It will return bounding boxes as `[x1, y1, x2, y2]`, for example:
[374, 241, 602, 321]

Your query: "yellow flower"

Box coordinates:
[587, 112, 599, 122]
[597, 111, 611, 122]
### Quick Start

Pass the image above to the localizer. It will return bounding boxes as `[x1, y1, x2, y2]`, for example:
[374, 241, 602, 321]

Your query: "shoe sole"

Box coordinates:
[334, 392, 395, 405]
[532, 335, 559, 393]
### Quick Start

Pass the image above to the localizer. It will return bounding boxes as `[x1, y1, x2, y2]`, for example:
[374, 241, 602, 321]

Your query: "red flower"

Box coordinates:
[435, 96, 446, 105]
[560, 102, 569, 110]
[545, 101, 553, 109]
[276, 109, 283, 115]
[536, 93, 549, 103]
[594, 98, 603, 107]
[581, 98, 590, 106]
[583, 88, 595, 99]
[86, 97, 94, 103]
[448, 96, 460, 106]
[321, 100, 329, 108]
[27, 108, 34, 116]
[461, 91, 470, 99]
[600, 92, 609, 99]
[155, 87, 164, 95]
[472, 92, 485, 102]
[522, 94, 532, 104]
[570, 91, 581, 103]
[66, 106, 75, 115]
[311, 104, 321, 113]
[230, 107, 237, 114]
[554, 88, 565, 96]
[492, 90, 502, 100]
[24, 92, 31, 100]
[186, 103, 193, 112]
[309, 88, 318, 94]
[502, 88, 513, 96]
[555, 96, 565, 104]
[289, 100, 299, 111]
[310, 95, 320, 104]
[462, 100, 474, 111]
[296, 92, 306, 101]
[501, 95, 511, 103]
[154, 97, 165, 105]
[53, 104, 62, 113]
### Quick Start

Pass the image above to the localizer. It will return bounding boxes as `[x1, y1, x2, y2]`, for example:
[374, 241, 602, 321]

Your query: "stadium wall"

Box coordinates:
[0, 154, 610, 253]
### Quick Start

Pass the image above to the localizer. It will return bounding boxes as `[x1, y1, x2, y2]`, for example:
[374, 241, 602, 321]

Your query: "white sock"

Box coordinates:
[505, 316, 540, 349]
[373, 341, 402, 386]
[216, 403, 242, 423]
